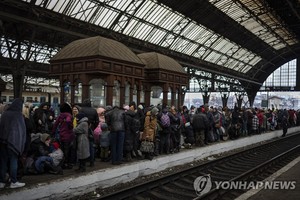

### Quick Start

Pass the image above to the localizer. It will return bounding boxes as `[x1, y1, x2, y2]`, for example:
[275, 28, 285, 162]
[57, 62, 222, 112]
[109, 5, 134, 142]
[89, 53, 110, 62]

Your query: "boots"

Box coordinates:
[125, 152, 132, 162]
[75, 160, 86, 172]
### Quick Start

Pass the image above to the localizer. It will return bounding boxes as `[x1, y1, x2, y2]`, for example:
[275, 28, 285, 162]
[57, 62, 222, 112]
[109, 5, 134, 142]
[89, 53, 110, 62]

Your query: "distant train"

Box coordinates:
[0, 90, 60, 106]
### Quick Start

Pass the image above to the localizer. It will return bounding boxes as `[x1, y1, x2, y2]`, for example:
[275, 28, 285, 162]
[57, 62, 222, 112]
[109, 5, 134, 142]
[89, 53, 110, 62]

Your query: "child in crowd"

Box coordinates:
[73, 113, 90, 172]
[99, 123, 110, 162]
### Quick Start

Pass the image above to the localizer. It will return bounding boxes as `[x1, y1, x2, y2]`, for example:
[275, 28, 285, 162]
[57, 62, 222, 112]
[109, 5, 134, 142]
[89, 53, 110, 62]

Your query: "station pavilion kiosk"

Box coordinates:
[49, 36, 188, 108]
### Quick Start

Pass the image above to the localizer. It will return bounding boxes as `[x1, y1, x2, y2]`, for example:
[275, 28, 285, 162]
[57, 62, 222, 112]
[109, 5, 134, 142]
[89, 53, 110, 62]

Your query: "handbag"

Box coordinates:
[140, 140, 154, 153]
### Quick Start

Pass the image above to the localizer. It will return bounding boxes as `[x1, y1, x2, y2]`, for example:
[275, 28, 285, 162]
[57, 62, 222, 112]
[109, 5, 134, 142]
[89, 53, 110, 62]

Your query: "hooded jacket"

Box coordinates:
[73, 117, 90, 159]
[52, 112, 75, 143]
[0, 98, 26, 155]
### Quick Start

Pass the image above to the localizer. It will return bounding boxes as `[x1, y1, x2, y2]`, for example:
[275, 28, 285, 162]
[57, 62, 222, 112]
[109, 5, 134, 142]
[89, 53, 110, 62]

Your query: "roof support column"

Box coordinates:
[144, 86, 151, 107]
[106, 75, 114, 106]
[119, 77, 125, 107]
[162, 84, 168, 106]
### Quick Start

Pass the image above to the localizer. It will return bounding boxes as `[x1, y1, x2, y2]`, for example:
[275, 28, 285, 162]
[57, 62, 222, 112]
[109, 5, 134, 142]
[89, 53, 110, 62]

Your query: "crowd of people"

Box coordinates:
[0, 98, 298, 189]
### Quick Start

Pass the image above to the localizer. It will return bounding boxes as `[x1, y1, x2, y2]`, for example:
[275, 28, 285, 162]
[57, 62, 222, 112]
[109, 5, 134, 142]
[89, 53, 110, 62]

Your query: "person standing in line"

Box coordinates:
[141, 107, 158, 160]
[105, 106, 126, 165]
[73, 113, 90, 172]
[80, 99, 99, 167]
[99, 123, 110, 162]
[192, 107, 209, 147]
[72, 105, 81, 128]
[0, 98, 26, 188]
[33, 102, 54, 134]
[282, 110, 289, 137]
[52, 102, 75, 169]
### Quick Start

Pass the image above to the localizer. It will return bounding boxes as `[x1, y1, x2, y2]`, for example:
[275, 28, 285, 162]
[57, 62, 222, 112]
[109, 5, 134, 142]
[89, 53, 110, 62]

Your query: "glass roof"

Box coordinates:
[209, 0, 298, 50]
[19, 0, 295, 74]
[0, 38, 59, 63]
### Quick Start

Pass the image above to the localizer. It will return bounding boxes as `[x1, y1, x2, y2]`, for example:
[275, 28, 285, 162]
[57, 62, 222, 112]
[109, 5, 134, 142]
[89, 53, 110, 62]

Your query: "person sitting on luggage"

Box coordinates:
[27, 133, 61, 174]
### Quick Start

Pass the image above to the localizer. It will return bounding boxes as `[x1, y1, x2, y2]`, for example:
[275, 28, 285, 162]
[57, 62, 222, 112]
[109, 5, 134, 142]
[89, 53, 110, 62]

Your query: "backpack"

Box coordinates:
[132, 117, 141, 133]
[93, 122, 102, 143]
[161, 112, 170, 128]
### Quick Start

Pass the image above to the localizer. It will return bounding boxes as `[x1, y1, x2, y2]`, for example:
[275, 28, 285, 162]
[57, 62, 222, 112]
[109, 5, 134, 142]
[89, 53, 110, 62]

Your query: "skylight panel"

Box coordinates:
[135, 0, 156, 18]
[160, 13, 182, 30]
[184, 44, 199, 55]
[27, 0, 263, 73]
[130, 23, 153, 40]
[108, 0, 132, 11]
[209, 0, 298, 50]
[146, 29, 167, 44]
[123, 19, 139, 35]
[98, 9, 119, 28]
[205, 52, 223, 63]
[170, 38, 191, 52]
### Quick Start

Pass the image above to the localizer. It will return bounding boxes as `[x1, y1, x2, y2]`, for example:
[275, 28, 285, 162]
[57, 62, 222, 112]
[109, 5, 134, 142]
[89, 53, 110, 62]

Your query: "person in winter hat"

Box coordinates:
[73, 113, 90, 172]
[80, 100, 98, 167]
[52, 102, 75, 169]
[0, 98, 26, 188]
[99, 123, 110, 161]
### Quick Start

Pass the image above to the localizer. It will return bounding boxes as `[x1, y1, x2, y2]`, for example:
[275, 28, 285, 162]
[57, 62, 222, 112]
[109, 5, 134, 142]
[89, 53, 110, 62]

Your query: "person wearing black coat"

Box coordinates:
[33, 102, 54, 134]
[181, 106, 194, 147]
[80, 99, 99, 167]
[0, 98, 26, 188]
[80, 100, 99, 130]
[192, 108, 209, 147]
[281, 115, 289, 137]
[123, 108, 136, 161]
[105, 106, 125, 165]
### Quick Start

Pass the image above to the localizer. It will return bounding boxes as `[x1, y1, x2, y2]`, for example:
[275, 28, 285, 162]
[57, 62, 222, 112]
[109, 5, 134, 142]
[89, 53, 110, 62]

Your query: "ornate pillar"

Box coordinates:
[136, 83, 141, 106]
[106, 75, 114, 106]
[161, 84, 167, 106]
[163, 90, 168, 106]
[81, 84, 90, 101]
[80, 74, 90, 101]
[70, 82, 75, 104]
[178, 89, 183, 109]
[171, 88, 176, 107]
[119, 78, 125, 106]
[144, 86, 151, 107]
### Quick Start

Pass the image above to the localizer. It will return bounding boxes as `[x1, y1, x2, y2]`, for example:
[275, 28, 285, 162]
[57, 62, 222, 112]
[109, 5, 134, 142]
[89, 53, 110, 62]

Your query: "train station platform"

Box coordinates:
[236, 155, 300, 200]
[0, 127, 299, 200]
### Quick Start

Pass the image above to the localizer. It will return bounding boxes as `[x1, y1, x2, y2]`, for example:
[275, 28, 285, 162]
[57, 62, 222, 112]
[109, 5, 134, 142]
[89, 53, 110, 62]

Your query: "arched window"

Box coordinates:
[63, 81, 71, 103]
[89, 79, 106, 107]
[125, 81, 130, 105]
[113, 80, 120, 107]
[74, 80, 82, 104]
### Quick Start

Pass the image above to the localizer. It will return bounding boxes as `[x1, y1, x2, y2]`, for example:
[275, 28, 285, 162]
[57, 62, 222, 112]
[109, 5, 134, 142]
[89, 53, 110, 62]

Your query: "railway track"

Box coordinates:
[99, 132, 300, 200]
